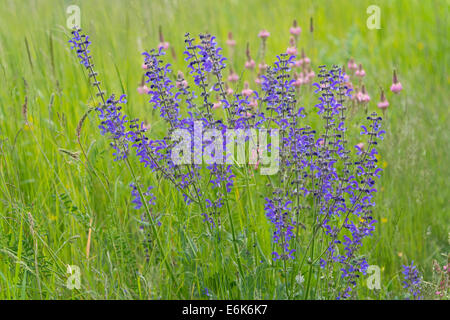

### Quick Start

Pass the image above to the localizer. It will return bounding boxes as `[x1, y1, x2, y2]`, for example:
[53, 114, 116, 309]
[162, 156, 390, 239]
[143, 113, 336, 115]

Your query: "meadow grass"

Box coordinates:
[0, 0, 448, 299]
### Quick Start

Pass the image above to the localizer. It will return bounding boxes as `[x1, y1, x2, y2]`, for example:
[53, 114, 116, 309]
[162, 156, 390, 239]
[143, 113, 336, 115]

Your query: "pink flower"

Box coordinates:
[258, 62, 268, 72]
[137, 85, 150, 95]
[245, 43, 256, 70]
[356, 85, 370, 103]
[254, 159, 260, 170]
[143, 122, 151, 131]
[258, 29, 270, 39]
[355, 64, 366, 77]
[287, 36, 297, 55]
[356, 142, 364, 151]
[249, 99, 258, 110]
[158, 42, 169, 50]
[225, 84, 234, 95]
[293, 72, 305, 87]
[287, 47, 297, 56]
[157, 26, 169, 50]
[307, 68, 315, 80]
[177, 79, 187, 89]
[250, 148, 260, 170]
[289, 36, 295, 46]
[176, 71, 188, 89]
[357, 93, 370, 103]
[290, 20, 302, 36]
[226, 32, 236, 47]
[245, 59, 256, 70]
[255, 74, 263, 85]
[377, 89, 389, 111]
[343, 73, 350, 82]
[141, 63, 149, 70]
[228, 69, 239, 82]
[290, 26, 302, 36]
[348, 58, 357, 71]
[390, 70, 403, 93]
[212, 101, 222, 110]
[391, 82, 403, 93]
[293, 78, 303, 87]
[298, 48, 310, 65]
[226, 39, 236, 47]
[362, 94, 370, 103]
[301, 57, 311, 65]
[241, 81, 253, 97]
[377, 100, 389, 110]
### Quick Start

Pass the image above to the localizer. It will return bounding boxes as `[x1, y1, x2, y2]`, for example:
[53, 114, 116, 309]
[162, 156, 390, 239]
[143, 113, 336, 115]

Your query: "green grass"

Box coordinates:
[0, 0, 448, 299]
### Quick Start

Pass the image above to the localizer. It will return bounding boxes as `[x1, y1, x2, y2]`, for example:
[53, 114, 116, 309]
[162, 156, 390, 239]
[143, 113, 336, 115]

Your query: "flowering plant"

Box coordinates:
[69, 24, 388, 299]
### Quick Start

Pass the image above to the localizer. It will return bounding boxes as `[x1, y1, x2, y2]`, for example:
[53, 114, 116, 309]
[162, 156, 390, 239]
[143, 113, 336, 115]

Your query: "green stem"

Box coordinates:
[304, 235, 315, 299]
[125, 158, 182, 298]
[223, 184, 245, 282]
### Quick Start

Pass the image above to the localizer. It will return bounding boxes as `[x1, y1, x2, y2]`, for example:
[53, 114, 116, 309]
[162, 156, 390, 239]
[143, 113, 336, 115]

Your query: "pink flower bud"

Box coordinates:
[242, 81, 253, 97]
[258, 62, 268, 72]
[356, 85, 370, 103]
[137, 85, 150, 95]
[245, 59, 256, 70]
[377, 89, 389, 110]
[143, 122, 151, 131]
[377, 100, 389, 110]
[176, 71, 188, 89]
[258, 29, 270, 39]
[293, 72, 305, 87]
[287, 47, 297, 55]
[226, 32, 236, 47]
[157, 26, 169, 50]
[343, 73, 350, 82]
[390, 82, 403, 93]
[255, 75, 263, 85]
[158, 42, 169, 50]
[299, 49, 310, 65]
[391, 70, 403, 93]
[299, 57, 311, 65]
[348, 58, 357, 71]
[355, 64, 366, 77]
[293, 78, 302, 87]
[249, 99, 258, 110]
[176, 80, 187, 89]
[228, 70, 239, 82]
[226, 39, 236, 46]
[225, 84, 234, 95]
[245, 43, 254, 67]
[290, 20, 302, 36]
[250, 148, 260, 170]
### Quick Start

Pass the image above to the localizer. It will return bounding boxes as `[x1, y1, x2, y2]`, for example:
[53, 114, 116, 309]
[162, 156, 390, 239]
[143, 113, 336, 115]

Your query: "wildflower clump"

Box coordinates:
[69, 24, 387, 299]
